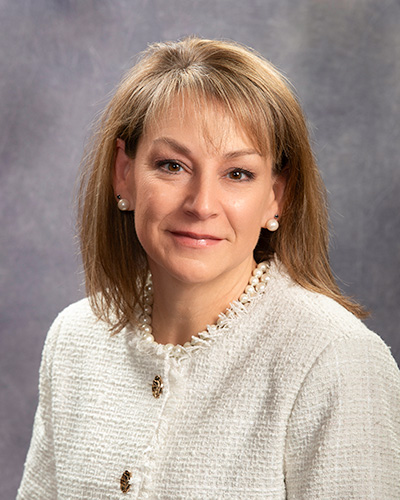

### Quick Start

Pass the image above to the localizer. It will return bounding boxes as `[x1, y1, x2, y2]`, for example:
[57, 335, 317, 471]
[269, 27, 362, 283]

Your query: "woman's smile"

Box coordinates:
[167, 230, 224, 248]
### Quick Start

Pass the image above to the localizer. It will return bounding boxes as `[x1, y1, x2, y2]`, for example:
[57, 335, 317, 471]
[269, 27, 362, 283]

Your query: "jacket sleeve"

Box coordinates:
[17, 314, 64, 500]
[284, 330, 400, 499]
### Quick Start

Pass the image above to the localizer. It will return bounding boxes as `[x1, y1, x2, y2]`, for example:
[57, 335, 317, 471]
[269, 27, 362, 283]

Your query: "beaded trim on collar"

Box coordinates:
[128, 261, 271, 363]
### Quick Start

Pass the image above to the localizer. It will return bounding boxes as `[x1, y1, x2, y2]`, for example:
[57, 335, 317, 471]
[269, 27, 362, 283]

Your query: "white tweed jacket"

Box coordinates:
[18, 262, 400, 499]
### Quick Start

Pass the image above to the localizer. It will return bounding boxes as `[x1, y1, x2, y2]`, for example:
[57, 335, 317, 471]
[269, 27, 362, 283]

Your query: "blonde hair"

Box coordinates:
[78, 36, 366, 332]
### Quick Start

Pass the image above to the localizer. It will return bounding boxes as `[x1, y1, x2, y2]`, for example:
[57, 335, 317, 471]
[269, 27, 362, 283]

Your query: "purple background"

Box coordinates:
[1, 1, 399, 498]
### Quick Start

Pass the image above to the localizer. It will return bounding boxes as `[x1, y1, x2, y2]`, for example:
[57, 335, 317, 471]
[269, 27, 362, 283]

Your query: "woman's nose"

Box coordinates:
[182, 174, 219, 220]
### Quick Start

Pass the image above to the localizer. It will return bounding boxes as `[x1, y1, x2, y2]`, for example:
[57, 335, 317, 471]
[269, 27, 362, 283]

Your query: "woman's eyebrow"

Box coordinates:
[152, 137, 260, 159]
[152, 137, 191, 156]
[223, 148, 260, 159]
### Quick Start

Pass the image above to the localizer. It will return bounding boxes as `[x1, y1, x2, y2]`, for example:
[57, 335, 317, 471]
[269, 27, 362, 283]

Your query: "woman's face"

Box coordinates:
[115, 99, 284, 287]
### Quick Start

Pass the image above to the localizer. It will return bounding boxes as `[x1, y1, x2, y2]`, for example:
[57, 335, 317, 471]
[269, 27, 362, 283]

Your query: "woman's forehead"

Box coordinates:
[143, 94, 269, 157]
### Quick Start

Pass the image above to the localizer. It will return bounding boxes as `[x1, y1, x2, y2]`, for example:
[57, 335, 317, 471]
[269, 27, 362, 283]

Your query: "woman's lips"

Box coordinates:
[168, 231, 223, 248]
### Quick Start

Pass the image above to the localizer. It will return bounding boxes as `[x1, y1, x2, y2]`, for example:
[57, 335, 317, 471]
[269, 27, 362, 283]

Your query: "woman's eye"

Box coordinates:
[227, 169, 254, 181]
[161, 162, 182, 173]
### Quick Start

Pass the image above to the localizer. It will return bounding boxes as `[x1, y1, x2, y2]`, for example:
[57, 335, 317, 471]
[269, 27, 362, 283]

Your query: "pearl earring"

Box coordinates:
[117, 195, 130, 211]
[266, 215, 279, 232]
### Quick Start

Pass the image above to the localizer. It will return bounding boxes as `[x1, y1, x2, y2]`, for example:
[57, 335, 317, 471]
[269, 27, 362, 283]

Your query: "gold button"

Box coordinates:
[120, 470, 131, 493]
[152, 375, 163, 398]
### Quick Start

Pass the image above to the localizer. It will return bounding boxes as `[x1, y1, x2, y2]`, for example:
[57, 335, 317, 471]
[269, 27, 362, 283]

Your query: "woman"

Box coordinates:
[18, 37, 400, 499]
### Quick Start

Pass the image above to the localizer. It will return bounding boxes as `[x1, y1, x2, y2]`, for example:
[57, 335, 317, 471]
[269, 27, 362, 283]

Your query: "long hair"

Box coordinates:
[78, 36, 366, 332]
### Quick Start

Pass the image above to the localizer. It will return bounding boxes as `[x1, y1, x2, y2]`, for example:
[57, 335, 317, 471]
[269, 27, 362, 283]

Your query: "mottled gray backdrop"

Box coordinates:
[1, 0, 399, 498]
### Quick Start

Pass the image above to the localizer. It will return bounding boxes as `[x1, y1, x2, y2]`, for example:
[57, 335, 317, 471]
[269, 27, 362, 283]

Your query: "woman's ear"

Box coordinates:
[262, 171, 287, 229]
[113, 138, 135, 207]
[272, 171, 287, 215]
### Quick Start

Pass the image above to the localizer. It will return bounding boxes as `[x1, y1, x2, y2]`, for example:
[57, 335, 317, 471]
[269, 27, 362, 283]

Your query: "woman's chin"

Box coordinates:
[148, 254, 252, 290]
[148, 256, 225, 287]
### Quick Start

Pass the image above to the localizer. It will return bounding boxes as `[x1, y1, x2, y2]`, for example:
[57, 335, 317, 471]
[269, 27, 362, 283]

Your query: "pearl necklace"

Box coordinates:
[138, 261, 270, 358]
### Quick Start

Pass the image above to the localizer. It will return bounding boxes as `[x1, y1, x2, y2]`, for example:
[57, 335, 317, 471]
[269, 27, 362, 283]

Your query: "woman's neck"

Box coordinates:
[149, 260, 255, 346]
